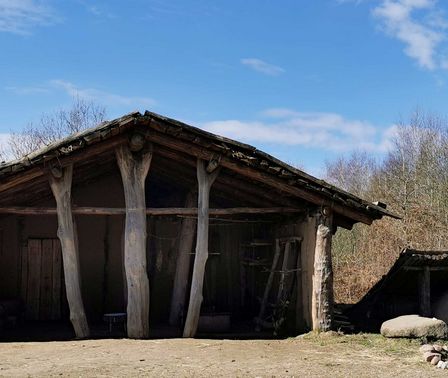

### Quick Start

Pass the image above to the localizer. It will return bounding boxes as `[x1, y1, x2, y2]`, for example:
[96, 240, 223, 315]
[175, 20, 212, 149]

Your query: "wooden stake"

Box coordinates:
[183, 159, 219, 337]
[419, 265, 431, 317]
[311, 207, 334, 332]
[116, 144, 152, 339]
[49, 164, 89, 338]
[169, 190, 197, 326]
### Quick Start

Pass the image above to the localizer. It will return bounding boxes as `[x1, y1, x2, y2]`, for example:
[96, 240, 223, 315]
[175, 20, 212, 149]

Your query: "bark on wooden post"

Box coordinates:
[116, 142, 152, 339]
[311, 207, 334, 332]
[49, 164, 89, 338]
[183, 159, 219, 337]
[169, 190, 197, 326]
[419, 265, 431, 317]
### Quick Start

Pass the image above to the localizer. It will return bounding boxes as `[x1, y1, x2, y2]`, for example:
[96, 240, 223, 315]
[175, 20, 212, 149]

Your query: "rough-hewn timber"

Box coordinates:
[48, 164, 89, 338]
[169, 191, 196, 326]
[183, 159, 219, 337]
[116, 143, 152, 339]
[419, 266, 431, 317]
[0, 206, 304, 216]
[311, 207, 333, 332]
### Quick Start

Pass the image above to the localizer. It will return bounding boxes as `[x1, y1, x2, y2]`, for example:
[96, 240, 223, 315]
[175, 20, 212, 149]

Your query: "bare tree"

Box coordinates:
[8, 97, 106, 159]
[326, 110, 448, 304]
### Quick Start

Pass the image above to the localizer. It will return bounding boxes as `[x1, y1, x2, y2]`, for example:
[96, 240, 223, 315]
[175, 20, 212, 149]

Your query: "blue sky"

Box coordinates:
[1, 0, 448, 175]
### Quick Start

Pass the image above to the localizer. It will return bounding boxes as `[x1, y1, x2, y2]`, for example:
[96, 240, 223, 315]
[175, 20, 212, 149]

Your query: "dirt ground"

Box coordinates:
[0, 333, 445, 377]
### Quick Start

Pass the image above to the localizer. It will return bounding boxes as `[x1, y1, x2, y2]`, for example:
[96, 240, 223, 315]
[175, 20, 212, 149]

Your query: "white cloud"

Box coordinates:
[240, 58, 285, 76]
[371, 0, 448, 70]
[50, 80, 156, 108]
[5, 85, 50, 95]
[202, 108, 396, 153]
[0, 0, 58, 35]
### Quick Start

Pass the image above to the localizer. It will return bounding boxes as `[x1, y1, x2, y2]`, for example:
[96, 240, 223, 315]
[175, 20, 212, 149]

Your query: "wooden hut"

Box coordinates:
[349, 249, 448, 332]
[0, 111, 397, 339]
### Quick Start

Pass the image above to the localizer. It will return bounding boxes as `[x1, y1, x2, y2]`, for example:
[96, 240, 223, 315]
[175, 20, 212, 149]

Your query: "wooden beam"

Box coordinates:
[169, 190, 196, 326]
[153, 145, 301, 208]
[144, 130, 376, 225]
[116, 143, 152, 339]
[419, 266, 431, 317]
[0, 206, 304, 216]
[311, 207, 334, 332]
[48, 164, 89, 338]
[183, 159, 219, 337]
[0, 135, 128, 195]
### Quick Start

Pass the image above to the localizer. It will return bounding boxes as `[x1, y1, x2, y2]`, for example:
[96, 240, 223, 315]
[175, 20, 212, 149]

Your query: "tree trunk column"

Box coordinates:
[183, 159, 219, 337]
[419, 265, 431, 317]
[116, 143, 152, 339]
[49, 164, 89, 338]
[169, 190, 197, 326]
[311, 207, 334, 332]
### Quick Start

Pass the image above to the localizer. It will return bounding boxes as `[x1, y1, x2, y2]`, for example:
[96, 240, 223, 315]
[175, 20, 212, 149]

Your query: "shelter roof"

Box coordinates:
[0, 111, 399, 225]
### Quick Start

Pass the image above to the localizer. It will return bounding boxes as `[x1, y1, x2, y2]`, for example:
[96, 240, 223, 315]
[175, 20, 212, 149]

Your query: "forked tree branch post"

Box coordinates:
[183, 159, 219, 337]
[116, 140, 152, 339]
[311, 207, 334, 332]
[48, 164, 89, 338]
[169, 190, 197, 326]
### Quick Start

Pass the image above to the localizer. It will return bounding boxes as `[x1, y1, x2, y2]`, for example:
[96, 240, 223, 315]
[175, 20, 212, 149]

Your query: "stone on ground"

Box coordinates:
[380, 315, 448, 339]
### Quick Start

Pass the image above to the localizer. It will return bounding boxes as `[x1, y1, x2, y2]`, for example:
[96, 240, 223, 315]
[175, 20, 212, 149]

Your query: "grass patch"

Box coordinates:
[298, 332, 422, 357]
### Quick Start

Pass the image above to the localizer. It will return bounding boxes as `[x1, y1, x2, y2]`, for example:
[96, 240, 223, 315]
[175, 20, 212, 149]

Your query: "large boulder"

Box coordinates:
[381, 315, 448, 339]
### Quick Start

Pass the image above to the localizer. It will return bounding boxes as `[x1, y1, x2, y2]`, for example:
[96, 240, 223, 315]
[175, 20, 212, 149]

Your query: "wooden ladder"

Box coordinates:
[255, 237, 302, 331]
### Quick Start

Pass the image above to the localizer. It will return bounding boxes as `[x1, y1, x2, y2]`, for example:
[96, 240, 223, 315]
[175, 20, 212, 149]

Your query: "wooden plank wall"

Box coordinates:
[298, 215, 318, 330]
[21, 239, 63, 321]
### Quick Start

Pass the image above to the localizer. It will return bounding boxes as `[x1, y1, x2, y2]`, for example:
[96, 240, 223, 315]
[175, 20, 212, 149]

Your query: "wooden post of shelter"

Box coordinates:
[311, 206, 334, 332]
[419, 265, 431, 317]
[183, 159, 219, 337]
[169, 190, 197, 326]
[115, 138, 152, 339]
[48, 164, 89, 338]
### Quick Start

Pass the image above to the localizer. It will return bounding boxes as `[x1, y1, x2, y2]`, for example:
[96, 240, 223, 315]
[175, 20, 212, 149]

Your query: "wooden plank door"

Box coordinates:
[22, 239, 63, 320]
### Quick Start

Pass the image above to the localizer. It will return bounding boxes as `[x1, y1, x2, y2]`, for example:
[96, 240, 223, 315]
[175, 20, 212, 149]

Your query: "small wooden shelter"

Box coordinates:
[349, 249, 448, 332]
[0, 111, 396, 339]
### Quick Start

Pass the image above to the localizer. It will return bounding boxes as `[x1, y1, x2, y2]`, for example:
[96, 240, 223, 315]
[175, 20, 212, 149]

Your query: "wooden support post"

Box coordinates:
[183, 159, 219, 337]
[115, 143, 152, 339]
[311, 207, 334, 332]
[169, 190, 197, 326]
[48, 164, 89, 338]
[419, 265, 431, 317]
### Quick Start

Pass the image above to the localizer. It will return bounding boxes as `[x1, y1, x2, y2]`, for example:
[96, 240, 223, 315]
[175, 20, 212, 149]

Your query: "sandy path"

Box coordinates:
[0, 337, 443, 377]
